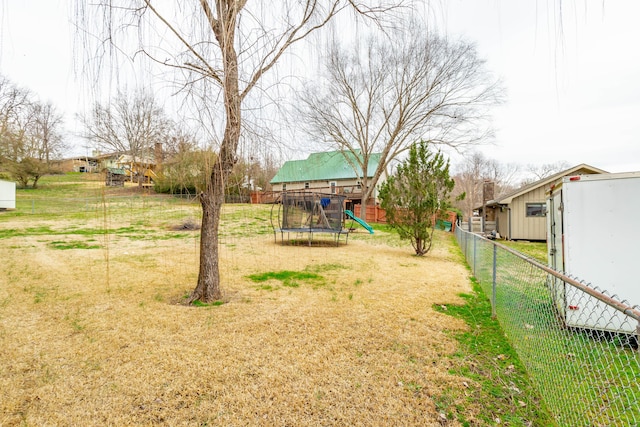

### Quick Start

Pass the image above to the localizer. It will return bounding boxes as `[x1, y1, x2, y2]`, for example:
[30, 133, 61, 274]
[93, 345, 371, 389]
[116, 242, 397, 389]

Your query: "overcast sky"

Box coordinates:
[1, 1, 639, 174]
[440, 1, 640, 174]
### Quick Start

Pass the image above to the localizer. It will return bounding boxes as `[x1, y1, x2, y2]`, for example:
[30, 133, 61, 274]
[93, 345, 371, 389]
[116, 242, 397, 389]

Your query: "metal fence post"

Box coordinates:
[473, 236, 477, 276]
[466, 233, 469, 259]
[491, 244, 497, 319]
[463, 231, 468, 259]
[454, 226, 640, 425]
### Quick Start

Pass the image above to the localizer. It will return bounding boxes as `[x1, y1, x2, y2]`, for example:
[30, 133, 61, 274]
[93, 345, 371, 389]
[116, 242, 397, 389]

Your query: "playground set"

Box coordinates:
[270, 191, 373, 246]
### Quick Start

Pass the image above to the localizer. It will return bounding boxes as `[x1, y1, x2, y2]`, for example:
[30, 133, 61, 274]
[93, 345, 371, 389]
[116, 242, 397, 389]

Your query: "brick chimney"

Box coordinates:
[154, 143, 163, 172]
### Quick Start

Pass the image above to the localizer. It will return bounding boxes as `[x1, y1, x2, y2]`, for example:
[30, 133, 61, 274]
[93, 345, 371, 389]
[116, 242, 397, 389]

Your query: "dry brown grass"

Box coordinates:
[0, 202, 474, 426]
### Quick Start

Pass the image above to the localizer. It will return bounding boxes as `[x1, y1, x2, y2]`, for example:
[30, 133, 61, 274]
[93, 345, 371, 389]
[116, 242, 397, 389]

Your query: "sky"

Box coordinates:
[1, 0, 639, 175]
[440, 1, 640, 174]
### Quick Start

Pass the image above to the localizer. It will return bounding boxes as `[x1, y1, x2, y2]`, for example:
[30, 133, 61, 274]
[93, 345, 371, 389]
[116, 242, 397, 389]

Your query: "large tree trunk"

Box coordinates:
[191, 127, 239, 303]
[190, 141, 239, 303]
[359, 176, 372, 221]
[359, 197, 368, 221]
[190, 0, 241, 303]
[192, 181, 224, 302]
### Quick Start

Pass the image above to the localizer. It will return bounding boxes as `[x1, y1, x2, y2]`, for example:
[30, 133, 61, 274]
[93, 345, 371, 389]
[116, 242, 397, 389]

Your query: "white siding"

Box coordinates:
[0, 180, 16, 209]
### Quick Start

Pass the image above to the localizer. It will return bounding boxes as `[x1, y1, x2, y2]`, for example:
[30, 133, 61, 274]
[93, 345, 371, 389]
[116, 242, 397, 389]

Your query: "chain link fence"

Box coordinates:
[455, 226, 640, 426]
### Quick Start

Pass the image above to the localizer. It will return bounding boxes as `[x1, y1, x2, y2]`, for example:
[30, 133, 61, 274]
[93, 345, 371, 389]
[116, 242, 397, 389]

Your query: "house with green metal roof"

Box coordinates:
[270, 150, 385, 205]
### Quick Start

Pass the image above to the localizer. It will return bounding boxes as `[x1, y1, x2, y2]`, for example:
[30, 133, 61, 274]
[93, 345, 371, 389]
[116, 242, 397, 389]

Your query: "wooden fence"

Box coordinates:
[460, 217, 496, 234]
[354, 205, 457, 229]
[251, 191, 457, 229]
[353, 205, 387, 223]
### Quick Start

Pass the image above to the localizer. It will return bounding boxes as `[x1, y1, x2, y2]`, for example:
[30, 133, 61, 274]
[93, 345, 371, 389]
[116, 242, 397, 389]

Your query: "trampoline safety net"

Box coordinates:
[271, 191, 348, 245]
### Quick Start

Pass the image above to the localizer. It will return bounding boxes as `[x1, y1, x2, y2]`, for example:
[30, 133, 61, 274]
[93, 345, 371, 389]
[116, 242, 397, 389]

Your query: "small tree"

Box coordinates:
[8, 157, 50, 188]
[153, 148, 217, 196]
[379, 140, 456, 256]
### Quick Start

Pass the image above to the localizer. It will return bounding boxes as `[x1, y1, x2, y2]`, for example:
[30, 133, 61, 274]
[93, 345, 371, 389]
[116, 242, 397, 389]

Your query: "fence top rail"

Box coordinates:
[457, 226, 640, 322]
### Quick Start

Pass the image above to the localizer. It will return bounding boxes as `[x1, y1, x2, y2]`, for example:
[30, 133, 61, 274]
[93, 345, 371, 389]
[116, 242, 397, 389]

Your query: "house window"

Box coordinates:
[526, 203, 545, 217]
[304, 182, 310, 189]
[282, 184, 286, 191]
[330, 181, 337, 194]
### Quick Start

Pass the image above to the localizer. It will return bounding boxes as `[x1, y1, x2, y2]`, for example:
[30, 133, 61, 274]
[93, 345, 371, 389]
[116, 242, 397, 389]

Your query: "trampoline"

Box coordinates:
[270, 191, 348, 246]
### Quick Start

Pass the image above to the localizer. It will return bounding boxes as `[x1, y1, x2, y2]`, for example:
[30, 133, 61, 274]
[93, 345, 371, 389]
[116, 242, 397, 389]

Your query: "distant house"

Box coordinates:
[479, 164, 607, 241]
[96, 152, 122, 170]
[56, 150, 123, 173]
[270, 150, 385, 209]
[56, 156, 100, 173]
[114, 153, 159, 184]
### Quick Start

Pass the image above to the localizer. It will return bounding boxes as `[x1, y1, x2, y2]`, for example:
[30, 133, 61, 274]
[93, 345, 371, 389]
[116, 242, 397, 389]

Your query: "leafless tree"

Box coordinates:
[299, 21, 503, 218]
[451, 151, 519, 220]
[29, 102, 66, 166]
[75, 1, 404, 303]
[0, 77, 31, 164]
[521, 161, 570, 185]
[0, 76, 65, 188]
[162, 125, 200, 159]
[80, 90, 173, 186]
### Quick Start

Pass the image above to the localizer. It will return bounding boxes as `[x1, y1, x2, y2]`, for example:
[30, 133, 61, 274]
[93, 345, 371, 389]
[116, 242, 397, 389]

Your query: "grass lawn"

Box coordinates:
[461, 233, 640, 426]
[497, 239, 547, 264]
[0, 174, 552, 426]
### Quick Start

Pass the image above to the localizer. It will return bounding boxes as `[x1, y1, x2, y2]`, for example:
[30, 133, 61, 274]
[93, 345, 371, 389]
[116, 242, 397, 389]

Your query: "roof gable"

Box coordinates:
[488, 163, 608, 205]
[270, 151, 381, 184]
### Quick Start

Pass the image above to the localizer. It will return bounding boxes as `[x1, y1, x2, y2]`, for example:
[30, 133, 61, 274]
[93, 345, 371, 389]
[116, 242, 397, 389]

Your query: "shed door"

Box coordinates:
[547, 189, 566, 318]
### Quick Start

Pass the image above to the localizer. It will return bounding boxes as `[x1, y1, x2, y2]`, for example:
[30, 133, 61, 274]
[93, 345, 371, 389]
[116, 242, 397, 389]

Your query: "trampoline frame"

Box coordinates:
[270, 191, 349, 246]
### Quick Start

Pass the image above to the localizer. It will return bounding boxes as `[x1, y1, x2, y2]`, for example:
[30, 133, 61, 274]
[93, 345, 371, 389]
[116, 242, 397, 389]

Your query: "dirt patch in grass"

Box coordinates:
[0, 203, 475, 426]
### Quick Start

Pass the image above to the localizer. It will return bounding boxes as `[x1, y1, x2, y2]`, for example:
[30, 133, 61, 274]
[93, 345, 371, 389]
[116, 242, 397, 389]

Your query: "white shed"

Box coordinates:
[0, 179, 16, 209]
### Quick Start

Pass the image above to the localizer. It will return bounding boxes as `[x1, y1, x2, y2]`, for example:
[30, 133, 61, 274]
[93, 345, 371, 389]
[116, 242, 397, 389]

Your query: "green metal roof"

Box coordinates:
[107, 167, 127, 175]
[271, 151, 381, 184]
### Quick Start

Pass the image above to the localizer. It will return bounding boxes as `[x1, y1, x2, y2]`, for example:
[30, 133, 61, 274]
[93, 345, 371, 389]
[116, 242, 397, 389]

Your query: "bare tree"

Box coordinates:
[29, 102, 66, 166]
[162, 125, 200, 159]
[521, 161, 570, 185]
[451, 151, 519, 220]
[75, 1, 403, 303]
[299, 21, 503, 219]
[80, 90, 172, 186]
[0, 76, 65, 188]
[0, 77, 31, 166]
[250, 154, 280, 192]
